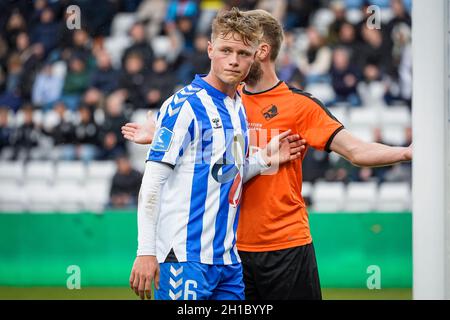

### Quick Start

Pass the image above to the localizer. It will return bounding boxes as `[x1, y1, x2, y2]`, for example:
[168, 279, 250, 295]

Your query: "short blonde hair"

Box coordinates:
[211, 7, 262, 47]
[244, 9, 284, 61]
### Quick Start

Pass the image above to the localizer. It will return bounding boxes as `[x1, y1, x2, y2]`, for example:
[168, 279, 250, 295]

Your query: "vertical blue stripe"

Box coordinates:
[230, 204, 240, 264]
[176, 119, 195, 161]
[238, 107, 249, 157]
[212, 96, 236, 264]
[186, 93, 212, 262]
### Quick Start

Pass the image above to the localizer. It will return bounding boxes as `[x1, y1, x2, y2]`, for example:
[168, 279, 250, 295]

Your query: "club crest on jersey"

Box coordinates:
[151, 127, 173, 152]
[211, 117, 223, 129]
[262, 104, 279, 120]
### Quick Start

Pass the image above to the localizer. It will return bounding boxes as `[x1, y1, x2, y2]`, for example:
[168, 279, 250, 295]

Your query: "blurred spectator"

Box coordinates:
[165, 0, 199, 52]
[61, 55, 90, 111]
[283, 0, 320, 30]
[224, 0, 258, 10]
[256, 0, 287, 22]
[3, 10, 27, 49]
[357, 26, 392, 75]
[42, 101, 76, 160]
[384, 0, 411, 50]
[74, 105, 100, 162]
[330, 47, 361, 106]
[122, 22, 154, 70]
[136, 0, 168, 41]
[302, 149, 330, 183]
[98, 92, 128, 160]
[30, 7, 59, 55]
[176, 33, 210, 84]
[357, 64, 387, 107]
[296, 27, 332, 84]
[11, 104, 41, 161]
[0, 106, 13, 158]
[76, 0, 117, 38]
[196, 0, 223, 34]
[90, 50, 119, 94]
[327, 0, 347, 46]
[336, 22, 359, 61]
[143, 57, 176, 109]
[119, 52, 148, 110]
[31, 62, 64, 110]
[397, 25, 412, 106]
[109, 155, 143, 209]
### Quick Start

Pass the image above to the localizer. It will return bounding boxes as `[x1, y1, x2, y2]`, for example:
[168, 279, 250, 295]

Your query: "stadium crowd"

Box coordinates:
[0, 0, 412, 208]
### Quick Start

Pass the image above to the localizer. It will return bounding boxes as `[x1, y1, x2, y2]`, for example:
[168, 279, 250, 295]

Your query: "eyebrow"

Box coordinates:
[220, 46, 252, 55]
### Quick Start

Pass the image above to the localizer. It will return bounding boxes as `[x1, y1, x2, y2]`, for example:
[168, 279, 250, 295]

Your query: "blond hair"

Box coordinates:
[211, 7, 262, 47]
[244, 9, 284, 61]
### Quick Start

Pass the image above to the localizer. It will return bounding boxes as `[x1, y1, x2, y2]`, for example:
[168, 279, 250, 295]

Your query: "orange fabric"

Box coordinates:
[237, 81, 343, 252]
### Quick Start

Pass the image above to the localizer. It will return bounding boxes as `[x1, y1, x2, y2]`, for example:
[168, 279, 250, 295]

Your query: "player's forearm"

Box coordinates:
[347, 142, 410, 167]
[243, 150, 270, 183]
[137, 161, 171, 256]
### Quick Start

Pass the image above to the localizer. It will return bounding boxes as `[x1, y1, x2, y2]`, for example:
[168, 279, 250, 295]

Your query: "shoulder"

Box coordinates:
[159, 85, 204, 120]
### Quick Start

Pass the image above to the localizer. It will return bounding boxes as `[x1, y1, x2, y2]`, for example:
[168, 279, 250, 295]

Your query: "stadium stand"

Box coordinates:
[0, 0, 412, 213]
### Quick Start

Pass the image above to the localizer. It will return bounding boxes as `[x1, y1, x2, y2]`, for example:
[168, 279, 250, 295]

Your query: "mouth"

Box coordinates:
[224, 70, 241, 75]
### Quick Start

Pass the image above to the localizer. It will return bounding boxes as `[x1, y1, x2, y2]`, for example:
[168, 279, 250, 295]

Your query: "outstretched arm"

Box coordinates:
[329, 129, 412, 167]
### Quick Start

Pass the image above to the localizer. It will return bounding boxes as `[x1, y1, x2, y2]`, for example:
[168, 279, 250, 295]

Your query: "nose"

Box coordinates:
[228, 52, 239, 67]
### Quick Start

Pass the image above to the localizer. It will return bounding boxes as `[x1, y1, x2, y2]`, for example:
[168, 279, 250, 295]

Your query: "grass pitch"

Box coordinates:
[0, 287, 412, 300]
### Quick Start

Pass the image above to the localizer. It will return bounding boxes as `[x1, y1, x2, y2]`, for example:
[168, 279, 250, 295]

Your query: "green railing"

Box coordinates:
[0, 211, 412, 288]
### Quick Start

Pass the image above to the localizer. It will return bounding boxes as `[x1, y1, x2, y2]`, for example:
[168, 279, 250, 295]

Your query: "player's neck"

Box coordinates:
[245, 62, 279, 93]
[203, 73, 237, 98]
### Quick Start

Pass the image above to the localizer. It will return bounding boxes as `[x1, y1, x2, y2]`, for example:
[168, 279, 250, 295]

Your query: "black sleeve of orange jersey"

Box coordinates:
[292, 89, 344, 153]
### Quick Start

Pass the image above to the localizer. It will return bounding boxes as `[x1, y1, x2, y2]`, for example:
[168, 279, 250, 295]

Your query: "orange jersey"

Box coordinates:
[237, 81, 343, 252]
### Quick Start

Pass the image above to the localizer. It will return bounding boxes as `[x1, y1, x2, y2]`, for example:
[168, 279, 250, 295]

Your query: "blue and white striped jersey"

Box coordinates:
[147, 74, 249, 265]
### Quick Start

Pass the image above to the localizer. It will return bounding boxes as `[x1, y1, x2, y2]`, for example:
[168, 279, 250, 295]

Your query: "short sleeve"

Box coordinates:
[295, 93, 344, 152]
[147, 97, 196, 167]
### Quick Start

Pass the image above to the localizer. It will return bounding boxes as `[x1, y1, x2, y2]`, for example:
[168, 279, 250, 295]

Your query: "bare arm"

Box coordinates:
[329, 129, 412, 167]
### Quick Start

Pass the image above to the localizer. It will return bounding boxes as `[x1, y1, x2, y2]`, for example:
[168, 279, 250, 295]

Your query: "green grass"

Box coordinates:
[0, 287, 412, 300]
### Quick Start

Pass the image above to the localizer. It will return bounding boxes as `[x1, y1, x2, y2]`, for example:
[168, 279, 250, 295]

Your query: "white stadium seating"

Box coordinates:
[344, 182, 378, 212]
[311, 181, 346, 212]
[376, 182, 411, 212]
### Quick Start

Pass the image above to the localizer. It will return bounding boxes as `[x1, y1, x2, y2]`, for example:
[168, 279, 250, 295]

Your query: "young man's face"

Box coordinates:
[208, 33, 257, 86]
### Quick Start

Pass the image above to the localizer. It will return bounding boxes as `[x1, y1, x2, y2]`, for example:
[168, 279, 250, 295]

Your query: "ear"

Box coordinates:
[257, 43, 270, 61]
[207, 41, 213, 59]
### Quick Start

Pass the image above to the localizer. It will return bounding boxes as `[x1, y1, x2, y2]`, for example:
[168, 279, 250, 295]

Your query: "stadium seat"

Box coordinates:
[84, 181, 111, 213]
[328, 106, 348, 126]
[344, 182, 378, 212]
[54, 182, 86, 213]
[151, 36, 172, 58]
[25, 161, 55, 184]
[14, 109, 43, 126]
[24, 182, 56, 213]
[312, 8, 335, 34]
[348, 107, 380, 127]
[380, 106, 411, 127]
[380, 7, 394, 23]
[111, 12, 136, 37]
[311, 181, 346, 212]
[0, 182, 25, 212]
[55, 161, 86, 184]
[0, 161, 24, 184]
[376, 182, 411, 212]
[304, 83, 336, 106]
[347, 126, 375, 143]
[346, 8, 363, 24]
[87, 161, 116, 182]
[381, 126, 407, 146]
[104, 36, 132, 69]
[301, 181, 313, 199]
